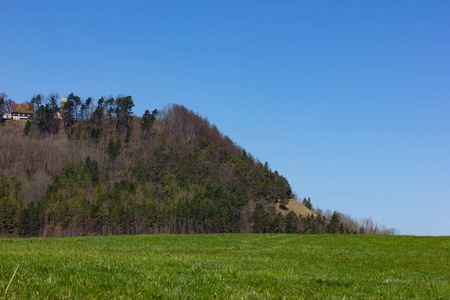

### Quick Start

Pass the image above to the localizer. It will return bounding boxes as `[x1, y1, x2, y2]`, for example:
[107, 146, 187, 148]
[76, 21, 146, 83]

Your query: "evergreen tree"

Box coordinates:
[141, 109, 158, 132]
[91, 97, 105, 124]
[107, 133, 122, 160]
[115, 95, 134, 127]
[23, 120, 32, 136]
[250, 203, 270, 233]
[326, 212, 341, 234]
[285, 211, 298, 234]
[29, 94, 43, 119]
[302, 197, 313, 210]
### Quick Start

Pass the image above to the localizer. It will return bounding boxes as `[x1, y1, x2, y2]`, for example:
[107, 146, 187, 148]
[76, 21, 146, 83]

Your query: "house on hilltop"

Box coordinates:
[10, 103, 34, 120]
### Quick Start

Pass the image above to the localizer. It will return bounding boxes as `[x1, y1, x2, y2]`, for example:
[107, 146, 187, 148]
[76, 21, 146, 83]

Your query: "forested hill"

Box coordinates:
[0, 95, 395, 237]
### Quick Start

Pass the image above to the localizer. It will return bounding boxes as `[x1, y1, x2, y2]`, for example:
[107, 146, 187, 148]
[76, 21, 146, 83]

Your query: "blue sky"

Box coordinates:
[1, 1, 449, 236]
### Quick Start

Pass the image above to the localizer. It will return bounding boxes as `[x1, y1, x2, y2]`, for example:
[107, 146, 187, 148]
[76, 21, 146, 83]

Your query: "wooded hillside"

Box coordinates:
[0, 93, 396, 237]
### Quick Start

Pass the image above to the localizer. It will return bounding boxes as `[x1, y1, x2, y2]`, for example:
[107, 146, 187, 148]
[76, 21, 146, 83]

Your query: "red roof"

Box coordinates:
[11, 103, 33, 114]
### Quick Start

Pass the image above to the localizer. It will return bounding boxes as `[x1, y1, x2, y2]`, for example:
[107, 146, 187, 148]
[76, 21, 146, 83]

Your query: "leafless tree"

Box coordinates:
[0, 92, 13, 119]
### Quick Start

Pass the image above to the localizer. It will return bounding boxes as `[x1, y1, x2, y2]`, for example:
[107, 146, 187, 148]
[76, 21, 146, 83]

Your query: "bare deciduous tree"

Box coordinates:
[0, 92, 13, 120]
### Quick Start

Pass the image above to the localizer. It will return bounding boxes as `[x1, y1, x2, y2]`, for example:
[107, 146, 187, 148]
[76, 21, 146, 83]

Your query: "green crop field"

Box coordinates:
[0, 234, 449, 299]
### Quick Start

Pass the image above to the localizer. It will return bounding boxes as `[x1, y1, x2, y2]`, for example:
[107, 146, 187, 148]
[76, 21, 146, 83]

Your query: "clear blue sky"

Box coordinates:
[1, 1, 449, 236]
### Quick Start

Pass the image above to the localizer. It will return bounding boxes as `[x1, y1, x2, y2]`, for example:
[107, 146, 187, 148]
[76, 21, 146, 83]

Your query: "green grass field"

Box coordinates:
[0, 234, 448, 299]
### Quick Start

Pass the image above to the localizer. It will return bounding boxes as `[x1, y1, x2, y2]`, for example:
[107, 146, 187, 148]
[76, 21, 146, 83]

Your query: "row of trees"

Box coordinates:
[251, 203, 351, 234]
[25, 93, 136, 133]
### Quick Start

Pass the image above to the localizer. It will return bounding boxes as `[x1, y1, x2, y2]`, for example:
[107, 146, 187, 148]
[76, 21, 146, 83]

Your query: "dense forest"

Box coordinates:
[0, 92, 396, 237]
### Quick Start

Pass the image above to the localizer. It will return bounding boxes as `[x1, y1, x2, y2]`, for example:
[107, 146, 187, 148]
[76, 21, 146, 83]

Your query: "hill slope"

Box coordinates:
[0, 101, 394, 237]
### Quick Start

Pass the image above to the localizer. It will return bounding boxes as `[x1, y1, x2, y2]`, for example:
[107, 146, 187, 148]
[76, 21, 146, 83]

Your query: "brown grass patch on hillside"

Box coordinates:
[4, 119, 27, 129]
[276, 199, 316, 217]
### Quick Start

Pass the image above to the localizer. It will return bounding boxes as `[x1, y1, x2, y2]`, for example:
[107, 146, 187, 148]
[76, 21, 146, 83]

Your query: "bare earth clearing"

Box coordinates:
[276, 199, 316, 217]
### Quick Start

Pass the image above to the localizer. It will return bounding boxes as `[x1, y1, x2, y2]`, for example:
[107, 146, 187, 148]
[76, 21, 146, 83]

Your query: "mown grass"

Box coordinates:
[0, 234, 448, 299]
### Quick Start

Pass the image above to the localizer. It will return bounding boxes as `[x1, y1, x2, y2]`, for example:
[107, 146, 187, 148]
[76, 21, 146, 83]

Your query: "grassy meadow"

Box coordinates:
[0, 234, 449, 299]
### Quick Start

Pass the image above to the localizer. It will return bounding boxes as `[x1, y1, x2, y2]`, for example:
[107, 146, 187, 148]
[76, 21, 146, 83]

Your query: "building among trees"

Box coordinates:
[9, 103, 34, 120]
[54, 97, 67, 119]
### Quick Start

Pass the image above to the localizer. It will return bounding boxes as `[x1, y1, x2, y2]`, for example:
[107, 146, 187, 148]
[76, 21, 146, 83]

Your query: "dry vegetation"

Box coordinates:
[0, 120, 107, 202]
[276, 199, 316, 217]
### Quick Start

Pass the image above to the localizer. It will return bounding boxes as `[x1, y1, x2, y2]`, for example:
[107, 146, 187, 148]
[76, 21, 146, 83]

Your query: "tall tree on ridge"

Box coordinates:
[141, 109, 158, 132]
[63, 93, 76, 126]
[73, 94, 81, 121]
[115, 95, 134, 127]
[29, 94, 43, 119]
[105, 97, 115, 118]
[47, 93, 60, 115]
[0, 93, 9, 122]
[85, 97, 93, 119]
[91, 97, 105, 124]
